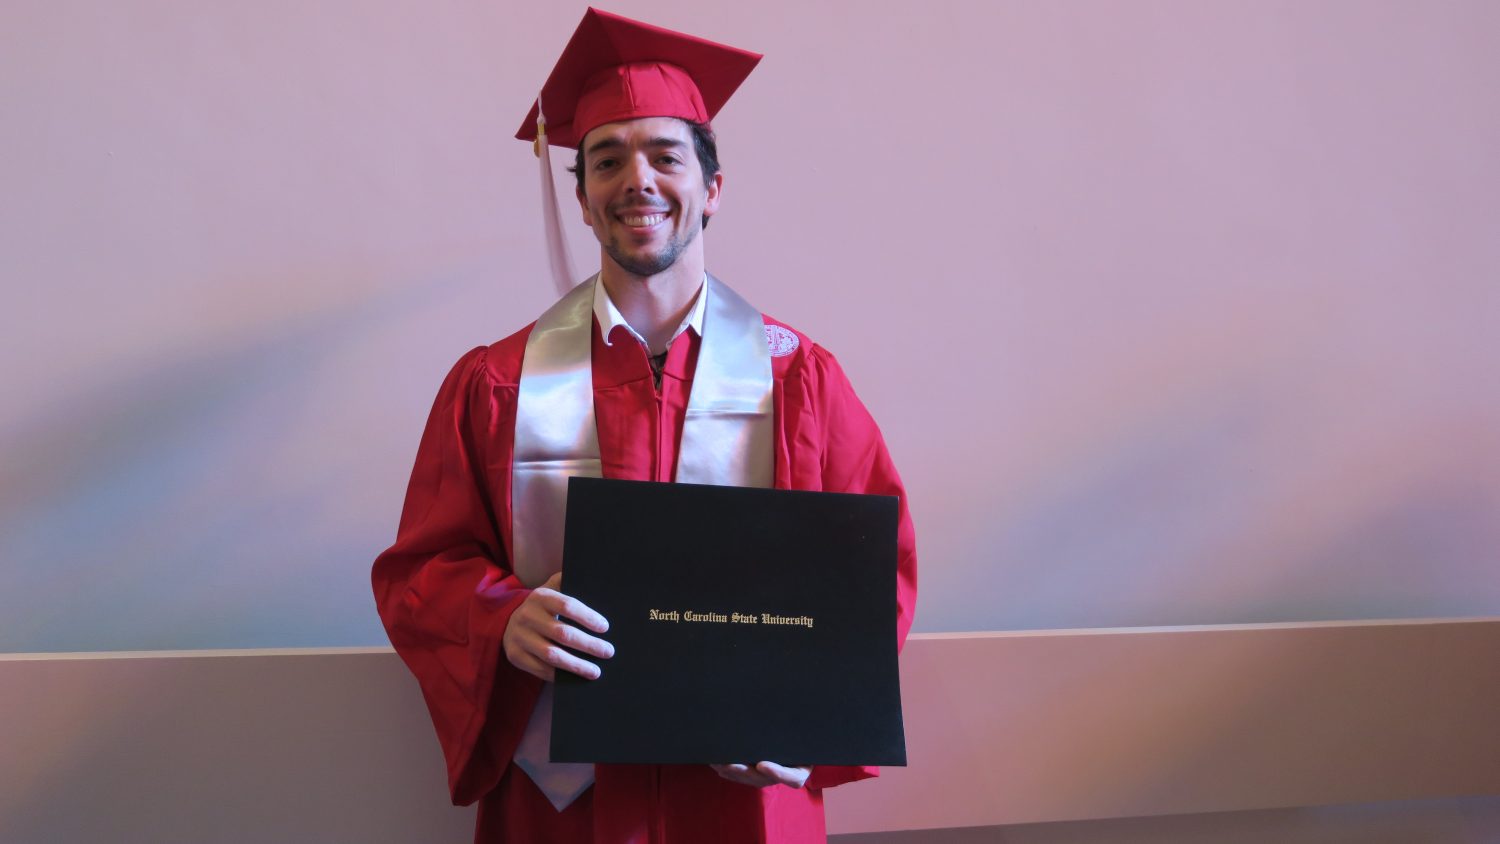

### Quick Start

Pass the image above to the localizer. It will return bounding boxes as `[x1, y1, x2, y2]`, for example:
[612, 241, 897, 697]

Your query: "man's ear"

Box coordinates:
[576, 185, 593, 226]
[703, 171, 723, 220]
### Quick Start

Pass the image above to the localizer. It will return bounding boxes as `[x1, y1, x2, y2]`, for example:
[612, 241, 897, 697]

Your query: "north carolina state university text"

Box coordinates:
[647, 609, 814, 629]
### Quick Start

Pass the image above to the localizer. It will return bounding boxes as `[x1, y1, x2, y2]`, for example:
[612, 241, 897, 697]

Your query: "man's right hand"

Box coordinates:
[503, 572, 614, 682]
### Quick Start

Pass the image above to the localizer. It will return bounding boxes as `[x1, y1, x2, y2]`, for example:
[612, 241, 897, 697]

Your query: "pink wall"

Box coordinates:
[1, 0, 1497, 649]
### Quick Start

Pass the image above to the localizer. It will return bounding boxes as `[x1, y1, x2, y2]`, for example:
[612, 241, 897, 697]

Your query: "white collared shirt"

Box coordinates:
[593, 273, 707, 355]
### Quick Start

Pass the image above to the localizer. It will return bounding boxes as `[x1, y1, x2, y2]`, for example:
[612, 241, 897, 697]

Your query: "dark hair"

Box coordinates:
[569, 121, 721, 228]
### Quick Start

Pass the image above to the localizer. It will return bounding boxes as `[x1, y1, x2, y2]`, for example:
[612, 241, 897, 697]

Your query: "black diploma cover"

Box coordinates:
[550, 476, 906, 766]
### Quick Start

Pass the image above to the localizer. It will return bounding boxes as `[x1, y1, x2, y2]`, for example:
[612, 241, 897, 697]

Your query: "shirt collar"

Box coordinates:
[593, 273, 707, 353]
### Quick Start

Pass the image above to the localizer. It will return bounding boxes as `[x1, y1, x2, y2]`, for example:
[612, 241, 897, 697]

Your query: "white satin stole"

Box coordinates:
[509, 274, 773, 809]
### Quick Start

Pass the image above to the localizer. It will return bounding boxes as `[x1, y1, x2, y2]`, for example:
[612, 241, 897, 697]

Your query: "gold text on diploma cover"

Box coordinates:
[647, 609, 815, 629]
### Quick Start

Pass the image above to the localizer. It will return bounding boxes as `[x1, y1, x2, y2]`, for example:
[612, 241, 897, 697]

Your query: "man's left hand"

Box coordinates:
[710, 761, 811, 789]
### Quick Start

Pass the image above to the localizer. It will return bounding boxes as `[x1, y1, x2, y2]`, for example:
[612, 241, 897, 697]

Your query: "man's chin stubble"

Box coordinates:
[604, 228, 698, 278]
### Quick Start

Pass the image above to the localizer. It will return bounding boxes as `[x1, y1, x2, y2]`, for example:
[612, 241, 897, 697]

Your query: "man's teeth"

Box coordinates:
[621, 213, 667, 226]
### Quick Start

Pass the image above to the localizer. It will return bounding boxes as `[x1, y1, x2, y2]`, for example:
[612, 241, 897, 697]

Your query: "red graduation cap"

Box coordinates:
[517, 7, 763, 150]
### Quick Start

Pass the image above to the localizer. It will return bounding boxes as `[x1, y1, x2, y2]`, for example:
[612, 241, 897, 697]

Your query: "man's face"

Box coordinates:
[576, 117, 721, 278]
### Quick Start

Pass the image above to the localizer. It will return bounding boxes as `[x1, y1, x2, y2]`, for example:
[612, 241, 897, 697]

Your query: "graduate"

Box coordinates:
[372, 8, 917, 842]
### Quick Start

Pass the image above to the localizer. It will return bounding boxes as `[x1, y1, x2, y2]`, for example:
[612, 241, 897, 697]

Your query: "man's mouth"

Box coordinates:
[617, 211, 669, 228]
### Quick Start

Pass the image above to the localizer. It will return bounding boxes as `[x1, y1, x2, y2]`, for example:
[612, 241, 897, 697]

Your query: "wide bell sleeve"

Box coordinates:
[802, 345, 919, 793]
[371, 345, 543, 806]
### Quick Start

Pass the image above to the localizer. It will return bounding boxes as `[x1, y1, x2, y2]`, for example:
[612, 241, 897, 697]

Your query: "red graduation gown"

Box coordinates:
[372, 315, 918, 843]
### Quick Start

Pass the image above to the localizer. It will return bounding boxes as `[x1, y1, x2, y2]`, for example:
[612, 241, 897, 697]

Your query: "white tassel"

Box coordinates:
[535, 93, 579, 296]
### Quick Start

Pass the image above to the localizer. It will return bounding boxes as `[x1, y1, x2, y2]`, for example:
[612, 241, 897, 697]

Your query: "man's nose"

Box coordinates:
[622, 154, 656, 193]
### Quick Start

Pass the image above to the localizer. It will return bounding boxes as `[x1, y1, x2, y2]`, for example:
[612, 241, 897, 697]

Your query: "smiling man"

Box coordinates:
[573, 115, 721, 362]
[580, 118, 717, 276]
[372, 9, 916, 843]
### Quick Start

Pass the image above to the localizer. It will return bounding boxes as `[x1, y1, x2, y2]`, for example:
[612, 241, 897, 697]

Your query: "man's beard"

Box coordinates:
[604, 216, 700, 277]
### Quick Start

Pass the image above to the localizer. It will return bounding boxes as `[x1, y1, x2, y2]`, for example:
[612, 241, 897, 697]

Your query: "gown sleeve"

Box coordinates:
[371, 346, 544, 806]
[802, 345, 919, 793]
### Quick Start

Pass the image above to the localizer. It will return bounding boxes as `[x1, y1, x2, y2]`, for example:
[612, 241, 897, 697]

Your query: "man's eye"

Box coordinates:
[594, 159, 618, 171]
[658, 156, 682, 166]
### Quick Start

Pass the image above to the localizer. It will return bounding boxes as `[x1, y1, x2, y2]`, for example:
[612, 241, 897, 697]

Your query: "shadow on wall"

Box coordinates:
[951, 360, 1499, 631]
[0, 274, 475, 652]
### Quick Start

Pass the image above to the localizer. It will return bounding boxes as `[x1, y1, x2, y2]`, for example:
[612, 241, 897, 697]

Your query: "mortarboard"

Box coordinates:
[517, 7, 763, 150]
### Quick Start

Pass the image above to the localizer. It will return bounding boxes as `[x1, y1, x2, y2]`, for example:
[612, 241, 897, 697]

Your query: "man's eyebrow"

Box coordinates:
[584, 137, 625, 157]
[584, 136, 688, 156]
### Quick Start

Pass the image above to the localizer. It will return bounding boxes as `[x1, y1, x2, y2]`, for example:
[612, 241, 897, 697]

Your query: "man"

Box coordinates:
[372, 9, 916, 842]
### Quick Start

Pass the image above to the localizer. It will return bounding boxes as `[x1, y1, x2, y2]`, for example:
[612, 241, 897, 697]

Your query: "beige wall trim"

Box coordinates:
[1, 619, 1496, 841]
